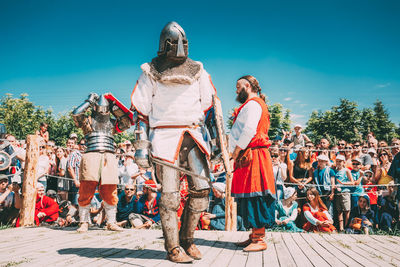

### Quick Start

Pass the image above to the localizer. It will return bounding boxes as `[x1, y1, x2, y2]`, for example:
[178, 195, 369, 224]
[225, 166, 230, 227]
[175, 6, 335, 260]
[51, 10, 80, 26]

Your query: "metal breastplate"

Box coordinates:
[85, 113, 115, 153]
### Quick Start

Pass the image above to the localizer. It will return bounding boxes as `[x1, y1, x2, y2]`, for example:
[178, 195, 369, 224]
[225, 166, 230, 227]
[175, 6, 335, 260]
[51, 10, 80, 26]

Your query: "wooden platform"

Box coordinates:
[1, 227, 400, 267]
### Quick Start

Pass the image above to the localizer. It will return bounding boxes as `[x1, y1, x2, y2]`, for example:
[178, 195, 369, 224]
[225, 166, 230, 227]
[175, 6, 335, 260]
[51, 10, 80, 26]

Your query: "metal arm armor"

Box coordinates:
[72, 93, 99, 135]
[204, 107, 221, 161]
[131, 109, 151, 168]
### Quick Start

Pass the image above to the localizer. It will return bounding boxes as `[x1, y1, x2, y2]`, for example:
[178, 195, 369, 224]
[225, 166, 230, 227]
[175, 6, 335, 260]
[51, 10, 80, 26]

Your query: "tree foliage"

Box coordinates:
[305, 98, 398, 144]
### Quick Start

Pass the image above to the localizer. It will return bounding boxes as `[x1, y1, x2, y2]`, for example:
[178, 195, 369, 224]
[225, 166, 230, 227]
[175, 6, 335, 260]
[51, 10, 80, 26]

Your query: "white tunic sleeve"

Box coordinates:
[131, 72, 154, 116]
[229, 100, 262, 152]
[199, 69, 216, 112]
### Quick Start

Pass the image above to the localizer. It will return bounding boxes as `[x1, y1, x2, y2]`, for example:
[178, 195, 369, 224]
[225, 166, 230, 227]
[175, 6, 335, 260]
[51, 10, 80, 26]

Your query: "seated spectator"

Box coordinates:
[346, 194, 374, 235]
[0, 175, 21, 225]
[57, 200, 78, 227]
[303, 187, 336, 233]
[17, 183, 59, 226]
[333, 155, 353, 232]
[202, 183, 245, 231]
[378, 181, 399, 231]
[55, 147, 69, 200]
[129, 180, 161, 229]
[388, 149, 400, 205]
[117, 183, 138, 227]
[275, 187, 303, 232]
[312, 154, 336, 217]
[350, 158, 365, 209]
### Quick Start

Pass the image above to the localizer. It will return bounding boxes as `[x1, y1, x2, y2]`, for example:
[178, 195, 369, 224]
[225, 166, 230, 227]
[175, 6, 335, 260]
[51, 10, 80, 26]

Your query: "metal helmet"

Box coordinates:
[157, 21, 188, 59]
[94, 94, 110, 114]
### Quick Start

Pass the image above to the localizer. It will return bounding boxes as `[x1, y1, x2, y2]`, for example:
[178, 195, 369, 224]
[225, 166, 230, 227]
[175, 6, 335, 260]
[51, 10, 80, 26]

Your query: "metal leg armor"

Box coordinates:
[179, 146, 211, 248]
[156, 163, 181, 253]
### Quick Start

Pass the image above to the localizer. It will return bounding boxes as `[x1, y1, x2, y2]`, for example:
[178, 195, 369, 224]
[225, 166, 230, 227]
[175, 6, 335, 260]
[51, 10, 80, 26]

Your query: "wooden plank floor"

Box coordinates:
[1, 227, 400, 267]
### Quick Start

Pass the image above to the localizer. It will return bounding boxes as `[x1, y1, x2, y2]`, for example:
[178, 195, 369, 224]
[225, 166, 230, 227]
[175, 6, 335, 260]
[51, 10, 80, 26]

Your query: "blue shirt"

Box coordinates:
[313, 167, 336, 195]
[116, 192, 138, 222]
[350, 170, 364, 196]
[335, 169, 351, 193]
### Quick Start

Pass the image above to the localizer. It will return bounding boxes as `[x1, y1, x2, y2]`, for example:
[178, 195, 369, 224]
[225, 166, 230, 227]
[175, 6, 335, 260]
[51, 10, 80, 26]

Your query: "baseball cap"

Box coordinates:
[352, 158, 362, 164]
[69, 133, 78, 139]
[317, 154, 329, 161]
[0, 174, 8, 182]
[123, 140, 132, 145]
[144, 180, 157, 191]
[212, 182, 226, 193]
[294, 124, 302, 129]
[336, 155, 346, 161]
[367, 148, 376, 155]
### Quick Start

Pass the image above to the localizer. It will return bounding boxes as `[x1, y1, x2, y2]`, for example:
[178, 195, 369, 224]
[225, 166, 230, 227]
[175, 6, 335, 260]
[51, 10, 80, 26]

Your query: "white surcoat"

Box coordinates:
[131, 61, 216, 163]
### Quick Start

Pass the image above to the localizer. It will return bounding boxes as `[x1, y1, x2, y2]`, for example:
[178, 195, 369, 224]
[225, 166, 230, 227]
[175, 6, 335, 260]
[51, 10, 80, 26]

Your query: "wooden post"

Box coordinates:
[20, 135, 40, 226]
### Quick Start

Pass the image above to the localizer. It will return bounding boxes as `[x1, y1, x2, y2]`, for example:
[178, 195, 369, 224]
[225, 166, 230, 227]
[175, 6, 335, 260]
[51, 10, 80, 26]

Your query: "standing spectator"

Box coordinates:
[347, 194, 374, 235]
[375, 149, 393, 185]
[312, 154, 336, 217]
[271, 148, 287, 201]
[35, 122, 49, 143]
[36, 142, 50, 191]
[303, 187, 336, 233]
[337, 140, 347, 156]
[344, 144, 354, 169]
[334, 155, 353, 232]
[118, 152, 140, 186]
[388, 148, 400, 213]
[4, 134, 25, 183]
[391, 138, 400, 157]
[350, 158, 365, 209]
[275, 187, 303, 232]
[292, 147, 313, 202]
[363, 170, 378, 226]
[290, 125, 311, 147]
[378, 140, 388, 154]
[67, 138, 82, 205]
[378, 181, 399, 231]
[352, 141, 373, 171]
[66, 138, 76, 156]
[279, 145, 294, 184]
[0, 175, 21, 225]
[116, 183, 139, 227]
[129, 180, 161, 229]
[367, 148, 378, 174]
[55, 147, 69, 201]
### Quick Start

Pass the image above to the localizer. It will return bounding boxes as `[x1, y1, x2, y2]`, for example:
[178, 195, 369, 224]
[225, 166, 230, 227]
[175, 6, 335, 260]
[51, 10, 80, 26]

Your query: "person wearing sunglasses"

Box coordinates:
[271, 148, 286, 201]
[36, 141, 50, 191]
[116, 183, 138, 228]
[349, 158, 365, 209]
[351, 141, 373, 171]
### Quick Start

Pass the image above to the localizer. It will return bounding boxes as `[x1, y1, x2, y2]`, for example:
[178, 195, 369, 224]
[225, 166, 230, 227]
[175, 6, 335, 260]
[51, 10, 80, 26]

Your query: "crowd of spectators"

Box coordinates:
[1, 122, 400, 237]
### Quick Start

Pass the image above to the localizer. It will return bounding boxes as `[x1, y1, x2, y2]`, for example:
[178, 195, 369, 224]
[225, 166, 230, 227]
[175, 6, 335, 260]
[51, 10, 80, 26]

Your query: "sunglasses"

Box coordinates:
[271, 154, 279, 158]
[353, 144, 360, 147]
[345, 147, 352, 149]
[338, 143, 346, 146]
[380, 154, 388, 157]
[125, 188, 135, 191]
[40, 146, 46, 149]
[352, 163, 360, 166]
[306, 145, 313, 148]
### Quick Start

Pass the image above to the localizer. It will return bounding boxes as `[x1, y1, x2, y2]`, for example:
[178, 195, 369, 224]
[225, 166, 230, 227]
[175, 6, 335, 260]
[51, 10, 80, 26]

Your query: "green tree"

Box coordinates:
[372, 100, 397, 142]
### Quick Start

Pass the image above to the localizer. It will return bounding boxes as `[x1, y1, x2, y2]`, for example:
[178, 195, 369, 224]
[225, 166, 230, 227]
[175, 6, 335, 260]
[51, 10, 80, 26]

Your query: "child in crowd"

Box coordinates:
[347, 194, 374, 234]
[349, 158, 365, 209]
[362, 170, 378, 226]
[333, 155, 353, 232]
[378, 181, 399, 231]
[275, 187, 303, 232]
[271, 148, 287, 201]
[303, 187, 336, 233]
[312, 154, 336, 217]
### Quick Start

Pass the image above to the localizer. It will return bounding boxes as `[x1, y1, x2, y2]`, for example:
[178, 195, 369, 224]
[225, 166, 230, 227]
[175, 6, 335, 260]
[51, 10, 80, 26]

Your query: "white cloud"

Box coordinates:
[284, 97, 292, 101]
[300, 103, 308, 107]
[294, 100, 301, 104]
[290, 113, 305, 119]
[376, 83, 391, 88]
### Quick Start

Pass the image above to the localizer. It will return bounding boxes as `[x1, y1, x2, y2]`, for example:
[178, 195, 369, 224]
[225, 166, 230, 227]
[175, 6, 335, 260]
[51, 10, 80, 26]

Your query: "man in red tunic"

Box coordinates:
[229, 75, 276, 252]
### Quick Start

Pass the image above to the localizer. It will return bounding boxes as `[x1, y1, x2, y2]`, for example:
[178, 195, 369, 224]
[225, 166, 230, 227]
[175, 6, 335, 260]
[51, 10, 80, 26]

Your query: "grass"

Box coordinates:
[1, 258, 30, 267]
[0, 223, 12, 230]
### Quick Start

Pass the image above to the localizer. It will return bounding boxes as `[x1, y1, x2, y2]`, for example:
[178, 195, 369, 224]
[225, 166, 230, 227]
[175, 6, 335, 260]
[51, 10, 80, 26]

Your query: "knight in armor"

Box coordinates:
[130, 21, 218, 263]
[72, 93, 131, 232]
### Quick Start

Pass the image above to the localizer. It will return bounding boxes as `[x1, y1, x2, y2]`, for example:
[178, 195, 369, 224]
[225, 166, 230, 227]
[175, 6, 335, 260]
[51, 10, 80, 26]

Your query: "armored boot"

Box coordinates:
[77, 205, 91, 233]
[104, 202, 124, 231]
[243, 228, 267, 252]
[179, 190, 209, 260]
[167, 246, 193, 263]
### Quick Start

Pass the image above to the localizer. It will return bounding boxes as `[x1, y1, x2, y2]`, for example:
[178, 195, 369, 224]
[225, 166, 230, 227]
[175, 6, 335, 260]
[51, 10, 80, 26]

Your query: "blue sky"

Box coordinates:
[1, 0, 399, 127]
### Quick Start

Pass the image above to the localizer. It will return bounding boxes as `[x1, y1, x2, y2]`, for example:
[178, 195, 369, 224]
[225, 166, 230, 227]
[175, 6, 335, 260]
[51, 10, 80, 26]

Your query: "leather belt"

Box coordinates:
[151, 124, 200, 130]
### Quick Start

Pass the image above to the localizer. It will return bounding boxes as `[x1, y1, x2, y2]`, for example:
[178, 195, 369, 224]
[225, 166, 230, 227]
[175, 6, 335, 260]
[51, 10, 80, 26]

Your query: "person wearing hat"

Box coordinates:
[312, 154, 336, 217]
[202, 183, 245, 231]
[129, 180, 161, 229]
[362, 170, 379, 226]
[347, 194, 374, 234]
[333, 154, 354, 232]
[289, 124, 311, 147]
[118, 152, 141, 186]
[0, 174, 21, 225]
[275, 187, 303, 232]
[375, 149, 393, 185]
[349, 158, 365, 209]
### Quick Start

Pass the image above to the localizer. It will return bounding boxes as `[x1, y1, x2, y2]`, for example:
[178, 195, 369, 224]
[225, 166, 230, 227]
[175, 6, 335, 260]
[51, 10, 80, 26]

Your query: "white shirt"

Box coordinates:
[119, 161, 139, 185]
[229, 100, 262, 153]
[131, 62, 216, 163]
[304, 203, 332, 226]
[273, 162, 287, 185]
[37, 155, 50, 181]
